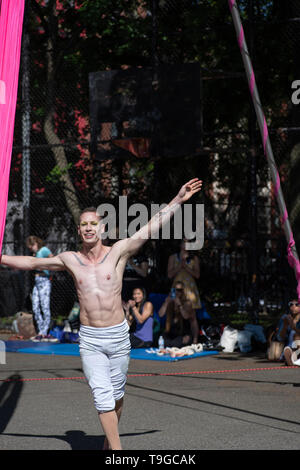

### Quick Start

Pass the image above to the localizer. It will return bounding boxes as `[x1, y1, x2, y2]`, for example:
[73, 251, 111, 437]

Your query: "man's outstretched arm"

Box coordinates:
[0, 253, 66, 271]
[117, 178, 203, 257]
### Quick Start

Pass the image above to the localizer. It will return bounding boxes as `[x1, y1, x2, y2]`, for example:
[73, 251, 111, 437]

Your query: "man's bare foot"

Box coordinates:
[284, 347, 293, 366]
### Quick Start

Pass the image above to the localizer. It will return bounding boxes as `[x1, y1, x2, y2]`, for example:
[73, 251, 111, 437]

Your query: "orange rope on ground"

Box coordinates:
[0, 365, 298, 383]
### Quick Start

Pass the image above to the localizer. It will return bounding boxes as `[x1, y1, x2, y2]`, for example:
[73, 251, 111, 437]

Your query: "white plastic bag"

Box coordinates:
[219, 326, 238, 352]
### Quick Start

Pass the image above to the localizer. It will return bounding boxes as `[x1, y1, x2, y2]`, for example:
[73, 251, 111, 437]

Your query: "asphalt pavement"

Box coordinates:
[0, 340, 300, 452]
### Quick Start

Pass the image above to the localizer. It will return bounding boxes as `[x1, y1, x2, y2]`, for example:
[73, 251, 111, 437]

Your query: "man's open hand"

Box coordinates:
[177, 178, 202, 203]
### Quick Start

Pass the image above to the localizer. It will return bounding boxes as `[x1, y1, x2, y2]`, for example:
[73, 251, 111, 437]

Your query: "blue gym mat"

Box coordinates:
[4, 340, 219, 361]
[130, 348, 219, 361]
[5, 340, 80, 356]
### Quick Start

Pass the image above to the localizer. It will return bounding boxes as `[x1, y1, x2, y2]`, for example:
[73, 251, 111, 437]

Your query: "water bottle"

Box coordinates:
[158, 335, 164, 350]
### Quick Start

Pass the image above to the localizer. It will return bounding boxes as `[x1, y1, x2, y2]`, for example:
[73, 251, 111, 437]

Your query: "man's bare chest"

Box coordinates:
[67, 252, 121, 289]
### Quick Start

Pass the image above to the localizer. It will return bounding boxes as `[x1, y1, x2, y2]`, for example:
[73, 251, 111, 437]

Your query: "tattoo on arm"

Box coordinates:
[148, 202, 180, 237]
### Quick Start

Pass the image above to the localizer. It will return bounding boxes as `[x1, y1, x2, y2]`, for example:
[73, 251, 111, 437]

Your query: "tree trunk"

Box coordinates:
[44, 36, 81, 225]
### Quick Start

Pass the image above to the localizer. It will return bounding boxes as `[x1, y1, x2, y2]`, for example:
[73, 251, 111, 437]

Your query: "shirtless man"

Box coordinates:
[0, 178, 202, 450]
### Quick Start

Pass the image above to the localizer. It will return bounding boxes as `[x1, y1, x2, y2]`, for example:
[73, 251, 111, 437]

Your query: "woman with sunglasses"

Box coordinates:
[278, 298, 300, 365]
[158, 281, 199, 348]
[276, 299, 300, 342]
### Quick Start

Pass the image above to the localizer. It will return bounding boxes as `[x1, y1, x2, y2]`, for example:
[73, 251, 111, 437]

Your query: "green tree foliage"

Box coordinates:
[12, 0, 300, 248]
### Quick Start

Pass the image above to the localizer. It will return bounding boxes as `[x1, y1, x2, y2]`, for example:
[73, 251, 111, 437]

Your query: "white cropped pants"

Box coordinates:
[79, 320, 131, 413]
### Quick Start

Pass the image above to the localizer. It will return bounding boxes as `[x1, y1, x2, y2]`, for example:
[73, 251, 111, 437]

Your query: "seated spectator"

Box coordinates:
[158, 281, 199, 348]
[278, 296, 300, 365]
[124, 287, 154, 349]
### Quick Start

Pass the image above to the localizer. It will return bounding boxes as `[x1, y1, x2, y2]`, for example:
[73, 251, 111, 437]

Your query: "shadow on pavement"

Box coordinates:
[0, 429, 160, 450]
[0, 374, 23, 433]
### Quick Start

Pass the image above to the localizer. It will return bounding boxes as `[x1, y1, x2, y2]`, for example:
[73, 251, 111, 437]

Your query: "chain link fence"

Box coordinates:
[1, 0, 300, 326]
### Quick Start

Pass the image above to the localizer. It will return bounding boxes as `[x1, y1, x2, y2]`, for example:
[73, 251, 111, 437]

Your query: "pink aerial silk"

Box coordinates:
[287, 240, 300, 300]
[229, 0, 300, 299]
[0, 0, 25, 254]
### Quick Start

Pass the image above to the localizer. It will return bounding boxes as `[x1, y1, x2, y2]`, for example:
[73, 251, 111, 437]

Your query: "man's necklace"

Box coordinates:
[72, 251, 110, 266]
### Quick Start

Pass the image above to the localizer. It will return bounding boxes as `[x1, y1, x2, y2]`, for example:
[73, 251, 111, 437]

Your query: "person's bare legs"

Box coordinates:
[115, 397, 124, 422]
[101, 398, 124, 450]
[284, 347, 293, 366]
